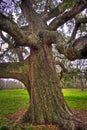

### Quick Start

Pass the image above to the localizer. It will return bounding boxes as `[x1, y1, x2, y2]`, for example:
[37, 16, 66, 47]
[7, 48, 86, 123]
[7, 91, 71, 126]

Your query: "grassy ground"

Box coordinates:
[62, 88, 87, 110]
[0, 88, 87, 127]
[0, 89, 29, 126]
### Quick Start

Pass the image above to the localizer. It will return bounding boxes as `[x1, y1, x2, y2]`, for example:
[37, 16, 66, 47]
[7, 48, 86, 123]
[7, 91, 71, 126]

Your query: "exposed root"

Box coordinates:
[58, 117, 87, 130]
[22, 108, 32, 123]
[7, 109, 87, 130]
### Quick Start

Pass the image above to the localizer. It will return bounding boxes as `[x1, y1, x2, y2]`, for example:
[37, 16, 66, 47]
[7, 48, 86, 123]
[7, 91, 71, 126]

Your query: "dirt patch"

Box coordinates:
[73, 109, 87, 123]
[6, 109, 27, 121]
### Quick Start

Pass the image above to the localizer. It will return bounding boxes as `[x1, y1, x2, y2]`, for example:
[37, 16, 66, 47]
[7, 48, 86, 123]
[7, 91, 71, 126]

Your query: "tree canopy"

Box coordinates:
[0, 0, 87, 81]
[0, 0, 87, 61]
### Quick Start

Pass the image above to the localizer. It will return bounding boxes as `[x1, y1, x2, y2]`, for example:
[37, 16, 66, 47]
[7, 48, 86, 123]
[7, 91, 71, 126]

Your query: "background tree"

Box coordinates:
[0, 0, 87, 130]
[55, 52, 87, 90]
[0, 78, 5, 90]
[0, 79, 25, 89]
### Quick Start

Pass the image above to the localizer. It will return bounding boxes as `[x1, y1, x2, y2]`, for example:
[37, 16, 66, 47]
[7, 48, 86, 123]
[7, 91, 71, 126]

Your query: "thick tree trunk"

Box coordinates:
[23, 44, 78, 129]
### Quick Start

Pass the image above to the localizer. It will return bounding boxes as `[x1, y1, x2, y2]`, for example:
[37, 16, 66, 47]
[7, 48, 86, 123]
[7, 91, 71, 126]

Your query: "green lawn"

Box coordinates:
[0, 89, 29, 126]
[0, 89, 87, 126]
[62, 89, 87, 110]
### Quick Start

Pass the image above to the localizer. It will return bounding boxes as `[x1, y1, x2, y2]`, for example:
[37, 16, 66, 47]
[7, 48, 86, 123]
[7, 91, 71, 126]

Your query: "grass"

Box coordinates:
[62, 88, 87, 110]
[0, 88, 87, 127]
[0, 89, 29, 126]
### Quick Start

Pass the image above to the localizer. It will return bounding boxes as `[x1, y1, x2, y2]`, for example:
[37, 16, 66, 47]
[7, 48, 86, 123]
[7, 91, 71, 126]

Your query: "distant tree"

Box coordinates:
[0, 79, 5, 89]
[5, 79, 25, 89]
[56, 57, 87, 90]
[0, 0, 87, 129]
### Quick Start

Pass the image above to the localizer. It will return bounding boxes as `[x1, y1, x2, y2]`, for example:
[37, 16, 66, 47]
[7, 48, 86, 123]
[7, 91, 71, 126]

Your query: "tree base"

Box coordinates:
[22, 110, 87, 130]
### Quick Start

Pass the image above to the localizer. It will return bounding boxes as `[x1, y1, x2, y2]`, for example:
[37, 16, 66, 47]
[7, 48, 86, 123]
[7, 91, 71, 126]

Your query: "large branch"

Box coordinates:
[21, 0, 35, 23]
[49, 0, 87, 30]
[0, 60, 28, 82]
[39, 30, 65, 45]
[39, 30, 87, 60]
[0, 13, 39, 48]
[56, 60, 67, 79]
[42, 4, 65, 21]
[56, 60, 67, 73]
[21, 0, 45, 33]
[56, 35, 87, 60]
[68, 17, 87, 42]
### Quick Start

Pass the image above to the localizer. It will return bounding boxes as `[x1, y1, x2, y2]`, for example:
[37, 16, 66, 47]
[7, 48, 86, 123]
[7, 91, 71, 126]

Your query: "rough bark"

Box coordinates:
[0, 60, 29, 86]
[23, 44, 76, 129]
[0, 13, 39, 48]
[21, 0, 47, 33]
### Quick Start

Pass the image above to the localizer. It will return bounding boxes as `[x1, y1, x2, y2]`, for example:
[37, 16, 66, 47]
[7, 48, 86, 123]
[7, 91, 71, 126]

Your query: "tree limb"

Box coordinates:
[15, 47, 24, 62]
[42, 4, 65, 21]
[39, 30, 65, 45]
[0, 13, 39, 48]
[0, 60, 28, 83]
[68, 17, 87, 42]
[21, 0, 35, 24]
[0, 62, 20, 79]
[56, 35, 87, 60]
[49, 0, 87, 30]
[44, 0, 49, 12]
[39, 30, 87, 60]
[21, 0, 44, 33]
[56, 60, 67, 73]
[56, 60, 67, 79]
[0, 31, 15, 57]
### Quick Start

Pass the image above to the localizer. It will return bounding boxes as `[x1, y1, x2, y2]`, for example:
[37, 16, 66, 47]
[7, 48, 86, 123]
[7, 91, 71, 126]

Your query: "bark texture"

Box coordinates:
[23, 44, 76, 130]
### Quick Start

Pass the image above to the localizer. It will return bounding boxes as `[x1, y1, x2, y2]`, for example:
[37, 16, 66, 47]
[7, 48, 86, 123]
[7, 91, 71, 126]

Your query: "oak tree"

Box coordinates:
[0, 0, 87, 129]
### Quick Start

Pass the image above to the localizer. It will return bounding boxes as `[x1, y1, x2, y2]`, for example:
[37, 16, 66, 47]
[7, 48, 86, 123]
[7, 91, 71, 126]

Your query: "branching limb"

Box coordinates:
[38, 30, 65, 45]
[21, 0, 45, 33]
[68, 17, 87, 42]
[0, 13, 26, 45]
[56, 35, 87, 60]
[0, 60, 29, 83]
[44, 0, 49, 12]
[21, 0, 35, 24]
[56, 60, 67, 73]
[39, 30, 87, 61]
[49, 0, 87, 30]
[0, 30, 14, 50]
[0, 13, 39, 48]
[42, 4, 65, 21]
[56, 60, 67, 79]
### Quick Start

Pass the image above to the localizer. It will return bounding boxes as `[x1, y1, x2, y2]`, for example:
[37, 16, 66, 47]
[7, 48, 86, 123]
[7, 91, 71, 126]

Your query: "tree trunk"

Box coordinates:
[23, 44, 77, 130]
[80, 76, 86, 91]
